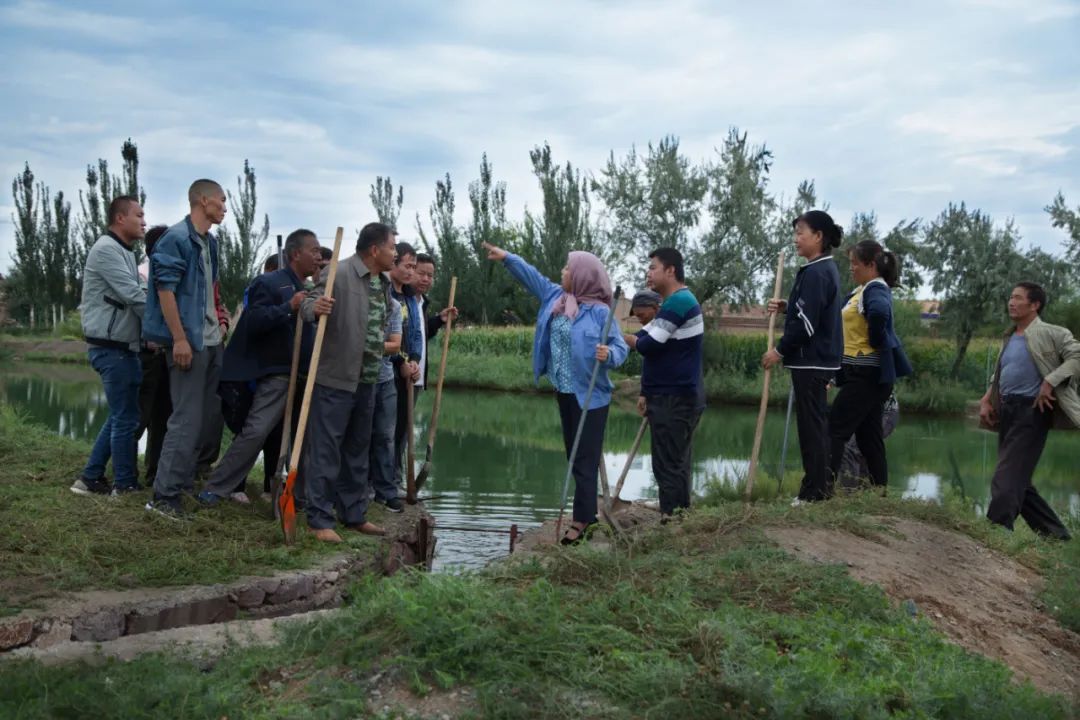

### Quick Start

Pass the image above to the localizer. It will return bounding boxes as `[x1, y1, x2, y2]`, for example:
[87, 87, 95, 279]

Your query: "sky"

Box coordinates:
[1, 0, 1078, 281]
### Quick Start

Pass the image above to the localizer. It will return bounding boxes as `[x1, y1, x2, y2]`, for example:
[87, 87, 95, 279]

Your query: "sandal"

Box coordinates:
[560, 521, 597, 546]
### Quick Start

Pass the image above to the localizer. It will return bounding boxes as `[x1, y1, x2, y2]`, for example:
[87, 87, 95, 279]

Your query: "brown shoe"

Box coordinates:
[310, 528, 343, 543]
[348, 521, 386, 536]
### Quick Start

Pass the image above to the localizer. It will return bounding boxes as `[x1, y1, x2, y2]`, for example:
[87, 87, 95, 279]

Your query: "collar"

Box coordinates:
[282, 266, 303, 289]
[106, 230, 135, 252]
[1007, 315, 1043, 337]
[802, 255, 834, 268]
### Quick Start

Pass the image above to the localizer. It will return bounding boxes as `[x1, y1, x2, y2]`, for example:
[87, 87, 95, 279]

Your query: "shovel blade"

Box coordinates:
[279, 468, 298, 545]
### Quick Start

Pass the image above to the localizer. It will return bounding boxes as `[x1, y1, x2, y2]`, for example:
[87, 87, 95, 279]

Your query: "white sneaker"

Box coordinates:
[790, 497, 805, 508]
[229, 492, 251, 505]
[642, 499, 661, 511]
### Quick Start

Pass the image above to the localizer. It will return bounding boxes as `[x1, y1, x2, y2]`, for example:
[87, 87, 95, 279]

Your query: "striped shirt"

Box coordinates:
[635, 287, 704, 397]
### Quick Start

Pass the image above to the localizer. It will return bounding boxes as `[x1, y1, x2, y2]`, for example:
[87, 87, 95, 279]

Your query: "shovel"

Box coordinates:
[415, 276, 457, 492]
[270, 313, 304, 520]
[279, 227, 342, 544]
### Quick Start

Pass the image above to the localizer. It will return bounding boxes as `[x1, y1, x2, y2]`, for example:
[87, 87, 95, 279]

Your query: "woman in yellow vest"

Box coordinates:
[828, 240, 912, 493]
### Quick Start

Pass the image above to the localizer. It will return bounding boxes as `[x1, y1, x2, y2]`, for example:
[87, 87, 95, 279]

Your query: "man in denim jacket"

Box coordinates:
[142, 179, 228, 519]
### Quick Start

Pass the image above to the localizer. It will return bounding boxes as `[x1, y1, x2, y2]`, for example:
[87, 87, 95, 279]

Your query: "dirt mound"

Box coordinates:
[767, 518, 1080, 699]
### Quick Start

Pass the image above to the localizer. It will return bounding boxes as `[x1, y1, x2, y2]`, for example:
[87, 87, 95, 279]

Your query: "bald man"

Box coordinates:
[142, 179, 229, 519]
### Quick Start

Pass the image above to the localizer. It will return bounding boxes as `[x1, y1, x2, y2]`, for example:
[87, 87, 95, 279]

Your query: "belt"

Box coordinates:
[1001, 394, 1037, 403]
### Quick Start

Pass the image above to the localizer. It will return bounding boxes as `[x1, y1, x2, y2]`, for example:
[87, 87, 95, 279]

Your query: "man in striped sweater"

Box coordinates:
[624, 247, 705, 517]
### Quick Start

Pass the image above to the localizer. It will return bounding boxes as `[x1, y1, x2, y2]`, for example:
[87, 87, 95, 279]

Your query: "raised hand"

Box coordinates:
[482, 242, 507, 261]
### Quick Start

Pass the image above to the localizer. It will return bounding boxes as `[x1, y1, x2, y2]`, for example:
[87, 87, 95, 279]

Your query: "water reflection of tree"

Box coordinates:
[1, 368, 105, 441]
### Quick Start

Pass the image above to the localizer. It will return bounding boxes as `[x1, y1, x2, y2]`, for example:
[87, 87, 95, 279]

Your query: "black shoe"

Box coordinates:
[70, 477, 111, 496]
[144, 496, 189, 520]
[382, 497, 405, 513]
[111, 483, 145, 497]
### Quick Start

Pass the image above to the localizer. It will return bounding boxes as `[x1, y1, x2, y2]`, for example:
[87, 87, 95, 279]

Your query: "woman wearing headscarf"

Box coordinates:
[484, 242, 629, 544]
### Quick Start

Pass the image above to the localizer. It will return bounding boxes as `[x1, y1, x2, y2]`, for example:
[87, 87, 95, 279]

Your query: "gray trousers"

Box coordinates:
[154, 344, 223, 500]
[203, 375, 288, 497]
[302, 382, 375, 530]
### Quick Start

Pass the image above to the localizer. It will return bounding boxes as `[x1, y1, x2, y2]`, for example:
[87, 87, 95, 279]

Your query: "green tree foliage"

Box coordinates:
[694, 129, 784, 304]
[919, 203, 1023, 377]
[6, 164, 75, 322]
[217, 160, 270, 310]
[519, 143, 602, 280]
[1045, 192, 1080, 270]
[592, 135, 708, 278]
[370, 176, 404, 229]
[465, 154, 522, 324]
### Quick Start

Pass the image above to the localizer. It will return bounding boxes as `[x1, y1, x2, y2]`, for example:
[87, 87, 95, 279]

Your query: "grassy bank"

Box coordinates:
[0, 405, 380, 615]
[3, 495, 1077, 718]
[2, 326, 998, 415]
[432, 327, 999, 415]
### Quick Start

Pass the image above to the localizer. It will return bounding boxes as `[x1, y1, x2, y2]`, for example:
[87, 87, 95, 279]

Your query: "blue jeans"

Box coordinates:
[369, 379, 399, 502]
[83, 346, 143, 489]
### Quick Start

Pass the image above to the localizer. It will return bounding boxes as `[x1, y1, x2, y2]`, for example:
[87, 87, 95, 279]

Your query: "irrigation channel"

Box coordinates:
[3, 360, 1078, 571]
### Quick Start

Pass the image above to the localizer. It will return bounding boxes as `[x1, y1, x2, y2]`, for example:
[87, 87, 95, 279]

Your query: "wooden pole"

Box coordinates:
[414, 275, 458, 491]
[745, 251, 786, 501]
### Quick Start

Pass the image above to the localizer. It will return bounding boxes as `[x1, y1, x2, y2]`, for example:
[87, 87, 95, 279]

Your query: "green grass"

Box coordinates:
[2, 501, 1075, 719]
[0, 404, 379, 614]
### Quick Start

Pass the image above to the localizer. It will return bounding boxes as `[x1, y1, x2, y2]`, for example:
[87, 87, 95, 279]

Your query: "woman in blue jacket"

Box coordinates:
[484, 241, 629, 544]
[828, 240, 912, 493]
[762, 210, 844, 503]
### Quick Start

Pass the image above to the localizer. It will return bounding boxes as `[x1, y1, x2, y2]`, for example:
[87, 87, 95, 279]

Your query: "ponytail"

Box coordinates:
[850, 240, 901, 288]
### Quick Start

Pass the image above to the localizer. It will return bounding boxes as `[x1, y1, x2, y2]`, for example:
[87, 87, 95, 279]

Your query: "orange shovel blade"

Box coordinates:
[279, 468, 298, 545]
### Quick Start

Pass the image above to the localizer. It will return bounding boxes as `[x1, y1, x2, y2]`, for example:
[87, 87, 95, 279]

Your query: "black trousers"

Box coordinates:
[828, 365, 893, 490]
[256, 384, 304, 494]
[986, 397, 1071, 539]
[645, 394, 702, 515]
[556, 393, 609, 525]
[791, 369, 832, 501]
[135, 348, 172, 484]
[393, 375, 421, 489]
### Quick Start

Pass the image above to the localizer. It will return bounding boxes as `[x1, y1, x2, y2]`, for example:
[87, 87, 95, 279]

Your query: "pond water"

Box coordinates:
[3, 361, 1078, 571]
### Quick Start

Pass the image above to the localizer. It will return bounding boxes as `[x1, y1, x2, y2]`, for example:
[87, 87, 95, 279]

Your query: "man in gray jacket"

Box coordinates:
[300, 222, 396, 542]
[71, 195, 148, 496]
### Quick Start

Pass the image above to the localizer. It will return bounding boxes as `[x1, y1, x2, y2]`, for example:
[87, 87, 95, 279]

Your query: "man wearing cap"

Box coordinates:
[625, 289, 662, 329]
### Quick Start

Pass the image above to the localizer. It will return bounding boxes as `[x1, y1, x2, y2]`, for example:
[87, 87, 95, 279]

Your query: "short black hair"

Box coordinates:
[144, 224, 168, 256]
[107, 195, 140, 225]
[648, 247, 685, 282]
[284, 228, 317, 262]
[793, 209, 843, 251]
[319, 246, 333, 261]
[187, 179, 223, 205]
[263, 255, 280, 273]
[1015, 281, 1047, 315]
[394, 241, 416, 265]
[416, 252, 435, 268]
[357, 222, 395, 256]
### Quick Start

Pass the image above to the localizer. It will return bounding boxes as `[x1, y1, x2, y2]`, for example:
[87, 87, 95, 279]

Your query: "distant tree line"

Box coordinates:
[6, 130, 1080, 376]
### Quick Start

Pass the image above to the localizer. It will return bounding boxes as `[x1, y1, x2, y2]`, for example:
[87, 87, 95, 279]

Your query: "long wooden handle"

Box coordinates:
[277, 314, 304, 473]
[611, 417, 648, 501]
[288, 227, 343, 474]
[745, 251, 786, 500]
[426, 276, 458, 447]
[406, 378, 416, 502]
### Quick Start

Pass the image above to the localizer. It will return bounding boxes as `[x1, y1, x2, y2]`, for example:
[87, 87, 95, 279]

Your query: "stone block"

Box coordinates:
[73, 611, 125, 642]
[0, 618, 34, 650]
[236, 586, 266, 609]
[32, 620, 72, 649]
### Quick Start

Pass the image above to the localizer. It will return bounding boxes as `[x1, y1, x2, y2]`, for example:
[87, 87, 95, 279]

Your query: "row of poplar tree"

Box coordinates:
[6, 129, 1080, 376]
[6, 139, 269, 325]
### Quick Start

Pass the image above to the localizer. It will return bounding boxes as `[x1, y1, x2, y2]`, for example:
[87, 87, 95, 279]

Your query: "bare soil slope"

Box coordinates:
[768, 517, 1080, 698]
